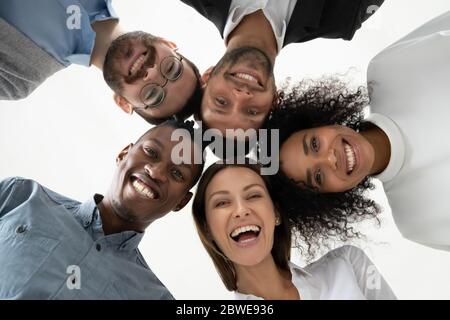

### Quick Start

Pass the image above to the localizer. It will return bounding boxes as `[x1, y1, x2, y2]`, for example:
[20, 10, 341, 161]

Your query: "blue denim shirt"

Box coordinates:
[0, 177, 174, 300]
[0, 0, 118, 67]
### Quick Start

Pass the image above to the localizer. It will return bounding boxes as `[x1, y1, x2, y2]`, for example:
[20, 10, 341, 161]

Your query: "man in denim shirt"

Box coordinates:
[0, 119, 204, 299]
[0, 0, 202, 124]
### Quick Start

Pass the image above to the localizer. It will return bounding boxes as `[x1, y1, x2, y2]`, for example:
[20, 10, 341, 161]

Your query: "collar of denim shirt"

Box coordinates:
[73, 194, 144, 252]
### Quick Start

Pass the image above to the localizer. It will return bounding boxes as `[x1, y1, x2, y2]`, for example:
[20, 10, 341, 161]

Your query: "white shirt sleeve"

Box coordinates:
[338, 245, 397, 300]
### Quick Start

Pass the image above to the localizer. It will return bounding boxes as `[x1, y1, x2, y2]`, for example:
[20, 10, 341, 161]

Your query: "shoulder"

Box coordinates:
[0, 176, 77, 207]
[0, 176, 39, 192]
[304, 245, 367, 274]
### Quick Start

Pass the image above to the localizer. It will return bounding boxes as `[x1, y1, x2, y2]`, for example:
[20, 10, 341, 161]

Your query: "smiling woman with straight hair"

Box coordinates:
[192, 161, 396, 300]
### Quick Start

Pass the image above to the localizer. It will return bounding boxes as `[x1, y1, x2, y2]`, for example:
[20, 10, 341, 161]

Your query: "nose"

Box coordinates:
[142, 65, 158, 82]
[326, 148, 338, 171]
[233, 200, 251, 219]
[144, 163, 168, 184]
[232, 86, 253, 100]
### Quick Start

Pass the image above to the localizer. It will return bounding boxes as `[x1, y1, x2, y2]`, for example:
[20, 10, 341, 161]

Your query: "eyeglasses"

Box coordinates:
[139, 55, 184, 109]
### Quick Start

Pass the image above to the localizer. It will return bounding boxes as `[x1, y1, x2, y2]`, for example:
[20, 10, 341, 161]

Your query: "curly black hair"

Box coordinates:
[266, 77, 381, 259]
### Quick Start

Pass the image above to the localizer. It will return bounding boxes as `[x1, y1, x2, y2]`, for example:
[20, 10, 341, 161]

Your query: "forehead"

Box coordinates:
[138, 124, 201, 167]
[206, 167, 264, 194]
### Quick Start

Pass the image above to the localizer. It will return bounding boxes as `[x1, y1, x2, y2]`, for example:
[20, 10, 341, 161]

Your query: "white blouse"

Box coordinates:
[234, 245, 396, 300]
[367, 11, 450, 251]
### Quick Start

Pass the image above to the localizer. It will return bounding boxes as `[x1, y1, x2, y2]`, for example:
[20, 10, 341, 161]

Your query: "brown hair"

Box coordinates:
[192, 162, 292, 291]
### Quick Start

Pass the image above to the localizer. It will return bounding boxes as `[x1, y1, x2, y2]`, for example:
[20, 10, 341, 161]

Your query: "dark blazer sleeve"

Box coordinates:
[179, 0, 232, 37]
[284, 0, 384, 47]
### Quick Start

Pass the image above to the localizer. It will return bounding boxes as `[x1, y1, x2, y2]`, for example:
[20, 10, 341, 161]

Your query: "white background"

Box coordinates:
[1, 0, 450, 299]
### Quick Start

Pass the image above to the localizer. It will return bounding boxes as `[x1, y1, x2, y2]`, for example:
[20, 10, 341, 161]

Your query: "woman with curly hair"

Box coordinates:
[271, 11, 450, 252]
[192, 161, 396, 299]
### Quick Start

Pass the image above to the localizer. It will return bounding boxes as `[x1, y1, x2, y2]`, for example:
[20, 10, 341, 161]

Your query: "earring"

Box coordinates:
[128, 107, 134, 115]
[275, 216, 281, 226]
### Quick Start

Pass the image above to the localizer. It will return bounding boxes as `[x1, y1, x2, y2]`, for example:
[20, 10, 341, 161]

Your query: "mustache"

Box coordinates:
[214, 46, 274, 76]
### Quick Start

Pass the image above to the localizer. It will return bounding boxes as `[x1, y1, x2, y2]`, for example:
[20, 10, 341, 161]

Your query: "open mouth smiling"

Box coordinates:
[130, 174, 160, 200]
[229, 72, 264, 90]
[129, 51, 148, 76]
[343, 139, 357, 175]
[230, 224, 261, 244]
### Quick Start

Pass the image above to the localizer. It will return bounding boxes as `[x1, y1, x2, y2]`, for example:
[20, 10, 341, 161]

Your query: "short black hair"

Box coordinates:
[136, 119, 206, 187]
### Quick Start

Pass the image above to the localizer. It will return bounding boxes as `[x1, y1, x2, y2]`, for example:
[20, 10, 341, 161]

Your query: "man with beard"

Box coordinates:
[180, 0, 384, 135]
[0, 119, 204, 299]
[0, 1, 202, 124]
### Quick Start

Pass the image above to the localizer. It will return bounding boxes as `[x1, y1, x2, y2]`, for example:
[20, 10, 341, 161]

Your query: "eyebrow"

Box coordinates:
[302, 133, 309, 155]
[207, 183, 265, 202]
[148, 138, 165, 150]
[243, 183, 265, 191]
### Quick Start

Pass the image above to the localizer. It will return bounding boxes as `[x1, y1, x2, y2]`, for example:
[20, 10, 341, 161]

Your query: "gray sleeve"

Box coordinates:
[0, 18, 64, 100]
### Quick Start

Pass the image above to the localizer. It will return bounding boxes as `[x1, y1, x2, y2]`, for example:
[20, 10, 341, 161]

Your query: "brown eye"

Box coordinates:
[144, 147, 158, 160]
[215, 97, 227, 106]
[171, 168, 184, 181]
[311, 137, 320, 152]
[314, 169, 323, 186]
[215, 200, 228, 208]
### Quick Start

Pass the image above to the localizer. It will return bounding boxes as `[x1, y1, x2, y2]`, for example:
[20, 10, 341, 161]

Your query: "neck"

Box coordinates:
[235, 255, 299, 300]
[90, 19, 127, 70]
[97, 193, 148, 235]
[361, 124, 391, 176]
[226, 10, 278, 64]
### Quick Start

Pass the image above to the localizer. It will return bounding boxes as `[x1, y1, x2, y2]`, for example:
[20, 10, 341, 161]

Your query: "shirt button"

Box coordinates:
[15, 225, 27, 234]
[96, 244, 102, 252]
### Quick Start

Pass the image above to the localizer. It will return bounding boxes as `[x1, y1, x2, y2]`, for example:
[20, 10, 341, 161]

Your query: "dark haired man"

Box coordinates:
[0, 1, 203, 124]
[181, 0, 384, 136]
[0, 120, 204, 299]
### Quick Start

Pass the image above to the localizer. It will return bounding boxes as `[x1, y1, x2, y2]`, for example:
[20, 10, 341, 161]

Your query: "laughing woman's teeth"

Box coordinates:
[344, 143, 356, 173]
[132, 179, 156, 199]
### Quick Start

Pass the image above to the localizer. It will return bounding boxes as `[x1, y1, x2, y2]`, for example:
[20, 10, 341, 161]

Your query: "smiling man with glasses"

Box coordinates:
[0, 1, 203, 125]
[104, 32, 204, 124]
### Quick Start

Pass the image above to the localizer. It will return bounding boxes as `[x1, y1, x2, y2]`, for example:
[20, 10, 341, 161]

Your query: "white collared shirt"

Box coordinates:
[223, 0, 298, 52]
[234, 245, 396, 300]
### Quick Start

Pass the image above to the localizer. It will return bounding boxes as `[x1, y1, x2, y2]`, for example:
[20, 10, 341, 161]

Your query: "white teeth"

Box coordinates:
[234, 73, 258, 83]
[132, 179, 156, 199]
[230, 225, 261, 238]
[130, 53, 146, 76]
[344, 143, 356, 173]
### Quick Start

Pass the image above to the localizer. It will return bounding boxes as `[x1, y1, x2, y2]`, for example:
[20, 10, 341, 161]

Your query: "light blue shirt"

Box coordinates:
[0, 0, 118, 67]
[0, 177, 174, 300]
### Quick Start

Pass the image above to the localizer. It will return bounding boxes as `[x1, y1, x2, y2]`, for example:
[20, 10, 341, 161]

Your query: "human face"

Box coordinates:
[104, 32, 199, 119]
[109, 125, 202, 224]
[280, 125, 375, 193]
[201, 47, 276, 135]
[204, 167, 278, 266]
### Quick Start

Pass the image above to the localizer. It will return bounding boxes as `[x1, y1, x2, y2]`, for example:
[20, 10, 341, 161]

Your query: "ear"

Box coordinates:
[116, 143, 133, 164]
[159, 38, 178, 50]
[173, 191, 193, 212]
[274, 209, 281, 226]
[113, 93, 134, 115]
[271, 90, 281, 110]
[201, 66, 214, 87]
